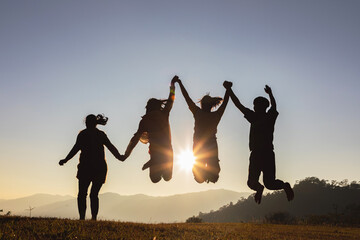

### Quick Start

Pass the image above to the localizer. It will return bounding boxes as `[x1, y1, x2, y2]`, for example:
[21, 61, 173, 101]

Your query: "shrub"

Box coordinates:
[186, 216, 202, 223]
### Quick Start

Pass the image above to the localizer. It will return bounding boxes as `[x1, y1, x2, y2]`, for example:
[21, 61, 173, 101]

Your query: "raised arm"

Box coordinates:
[223, 81, 249, 114]
[59, 135, 81, 165]
[163, 75, 177, 113]
[176, 79, 197, 114]
[264, 85, 276, 110]
[216, 89, 230, 118]
[104, 136, 123, 161]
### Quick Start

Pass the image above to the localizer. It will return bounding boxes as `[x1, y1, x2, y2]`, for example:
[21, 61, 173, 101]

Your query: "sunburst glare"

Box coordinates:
[176, 149, 196, 172]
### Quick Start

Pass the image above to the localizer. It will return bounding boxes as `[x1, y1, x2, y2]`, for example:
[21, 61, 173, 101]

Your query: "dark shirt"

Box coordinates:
[77, 128, 109, 165]
[137, 109, 172, 148]
[244, 107, 278, 151]
[192, 106, 221, 144]
[135, 86, 174, 148]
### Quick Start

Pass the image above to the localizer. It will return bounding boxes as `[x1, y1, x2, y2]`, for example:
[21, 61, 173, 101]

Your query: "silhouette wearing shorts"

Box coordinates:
[59, 114, 123, 220]
[224, 82, 294, 204]
[122, 76, 177, 183]
[175, 78, 230, 183]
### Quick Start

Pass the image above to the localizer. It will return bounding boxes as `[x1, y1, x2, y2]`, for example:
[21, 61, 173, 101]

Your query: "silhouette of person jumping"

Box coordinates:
[224, 82, 294, 204]
[122, 76, 177, 183]
[59, 114, 123, 220]
[174, 78, 230, 183]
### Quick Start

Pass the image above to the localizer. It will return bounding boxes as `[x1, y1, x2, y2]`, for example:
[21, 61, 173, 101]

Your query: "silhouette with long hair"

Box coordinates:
[59, 114, 123, 220]
[122, 76, 177, 183]
[174, 78, 230, 183]
[224, 82, 294, 204]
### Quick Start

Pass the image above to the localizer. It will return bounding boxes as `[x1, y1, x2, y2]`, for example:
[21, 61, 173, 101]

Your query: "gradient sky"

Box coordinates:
[1, 0, 359, 199]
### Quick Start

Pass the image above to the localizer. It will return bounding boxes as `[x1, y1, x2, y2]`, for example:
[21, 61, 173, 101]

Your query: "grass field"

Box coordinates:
[0, 216, 359, 240]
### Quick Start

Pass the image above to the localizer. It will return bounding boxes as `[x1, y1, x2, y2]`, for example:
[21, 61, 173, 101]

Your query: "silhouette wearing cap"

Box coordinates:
[224, 82, 294, 204]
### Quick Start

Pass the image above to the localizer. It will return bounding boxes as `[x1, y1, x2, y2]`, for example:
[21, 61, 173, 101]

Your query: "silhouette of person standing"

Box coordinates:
[122, 76, 177, 183]
[59, 114, 123, 220]
[224, 82, 294, 204]
[174, 78, 230, 183]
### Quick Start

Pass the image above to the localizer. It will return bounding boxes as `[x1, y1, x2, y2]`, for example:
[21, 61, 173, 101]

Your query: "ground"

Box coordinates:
[0, 216, 359, 240]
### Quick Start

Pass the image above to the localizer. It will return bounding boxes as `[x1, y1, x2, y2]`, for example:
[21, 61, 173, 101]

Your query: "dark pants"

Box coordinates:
[77, 179, 103, 220]
[149, 162, 173, 183]
[148, 144, 173, 183]
[192, 160, 220, 183]
[192, 139, 221, 183]
[247, 150, 284, 191]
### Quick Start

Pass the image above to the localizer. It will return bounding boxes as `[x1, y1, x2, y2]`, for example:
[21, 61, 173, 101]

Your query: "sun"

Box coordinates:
[176, 150, 196, 171]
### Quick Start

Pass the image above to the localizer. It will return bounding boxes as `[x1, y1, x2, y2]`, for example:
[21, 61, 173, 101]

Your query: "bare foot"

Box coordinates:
[254, 185, 264, 204]
[284, 182, 294, 201]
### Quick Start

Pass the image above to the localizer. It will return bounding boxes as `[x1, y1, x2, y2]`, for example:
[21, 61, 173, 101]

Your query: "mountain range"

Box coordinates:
[0, 189, 249, 223]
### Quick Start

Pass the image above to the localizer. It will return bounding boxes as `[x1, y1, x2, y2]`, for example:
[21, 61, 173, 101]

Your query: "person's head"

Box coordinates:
[253, 96, 269, 113]
[200, 94, 223, 111]
[85, 114, 108, 128]
[145, 98, 166, 113]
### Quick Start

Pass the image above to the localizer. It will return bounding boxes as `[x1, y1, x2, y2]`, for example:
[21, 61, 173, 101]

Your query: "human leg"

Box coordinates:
[262, 151, 285, 190]
[248, 151, 264, 204]
[89, 180, 103, 220]
[149, 161, 162, 183]
[247, 151, 263, 190]
[192, 142, 211, 183]
[78, 179, 91, 220]
[262, 151, 294, 201]
[206, 158, 220, 183]
[204, 142, 220, 183]
[162, 161, 173, 182]
[207, 163, 220, 183]
[192, 160, 206, 183]
[161, 148, 173, 181]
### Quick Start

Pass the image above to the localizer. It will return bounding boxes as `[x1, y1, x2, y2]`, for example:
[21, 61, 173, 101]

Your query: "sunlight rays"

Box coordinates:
[176, 149, 196, 172]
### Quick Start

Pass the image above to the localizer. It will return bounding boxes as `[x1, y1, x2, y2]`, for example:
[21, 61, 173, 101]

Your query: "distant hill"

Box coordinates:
[0, 190, 249, 223]
[197, 177, 360, 223]
[0, 194, 73, 213]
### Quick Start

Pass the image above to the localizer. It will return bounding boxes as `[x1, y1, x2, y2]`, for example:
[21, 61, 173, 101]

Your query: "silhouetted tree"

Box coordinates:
[265, 211, 296, 224]
[186, 216, 202, 223]
[197, 177, 360, 226]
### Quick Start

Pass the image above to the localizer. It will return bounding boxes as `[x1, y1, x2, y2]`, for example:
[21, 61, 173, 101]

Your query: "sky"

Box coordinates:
[0, 0, 359, 199]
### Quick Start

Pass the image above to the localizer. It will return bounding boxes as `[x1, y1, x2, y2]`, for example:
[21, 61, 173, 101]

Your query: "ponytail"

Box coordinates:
[200, 94, 223, 109]
[96, 114, 108, 125]
[85, 114, 108, 128]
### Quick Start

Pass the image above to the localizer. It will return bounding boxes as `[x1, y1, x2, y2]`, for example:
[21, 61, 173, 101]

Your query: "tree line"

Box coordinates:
[190, 177, 360, 226]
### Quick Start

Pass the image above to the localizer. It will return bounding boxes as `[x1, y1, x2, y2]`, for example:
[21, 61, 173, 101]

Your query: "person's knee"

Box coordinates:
[90, 183, 102, 199]
[208, 173, 219, 183]
[78, 190, 87, 199]
[162, 171, 172, 182]
[90, 191, 99, 200]
[247, 180, 252, 188]
[193, 166, 205, 183]
[263, 179, 276, 190]
[194, 176, 205, 183]
[150, 174, 161, 183]
[247, 179, 257, 190]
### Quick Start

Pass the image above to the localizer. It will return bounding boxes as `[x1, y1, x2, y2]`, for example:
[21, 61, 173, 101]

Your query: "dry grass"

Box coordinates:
[0, 216, 359, 240]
